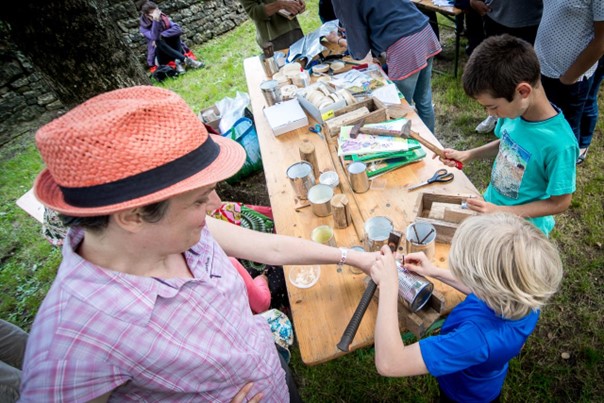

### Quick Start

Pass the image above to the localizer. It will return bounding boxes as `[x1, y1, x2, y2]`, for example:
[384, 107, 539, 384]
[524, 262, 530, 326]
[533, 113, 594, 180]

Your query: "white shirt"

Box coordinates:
[535, 0, 604, 79]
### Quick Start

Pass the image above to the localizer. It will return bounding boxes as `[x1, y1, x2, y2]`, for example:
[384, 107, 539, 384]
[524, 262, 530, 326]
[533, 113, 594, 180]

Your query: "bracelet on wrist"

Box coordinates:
[337, 247, 348, 271]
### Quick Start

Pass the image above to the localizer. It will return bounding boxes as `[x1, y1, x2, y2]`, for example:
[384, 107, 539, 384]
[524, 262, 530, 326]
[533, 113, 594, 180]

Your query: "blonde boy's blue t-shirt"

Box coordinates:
[484, 108, 578, 236]
[419, 294, 539, 402]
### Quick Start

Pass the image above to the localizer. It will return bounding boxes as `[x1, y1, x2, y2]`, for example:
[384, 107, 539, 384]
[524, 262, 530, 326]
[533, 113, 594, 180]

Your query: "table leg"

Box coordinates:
[454, 25, 460, 78]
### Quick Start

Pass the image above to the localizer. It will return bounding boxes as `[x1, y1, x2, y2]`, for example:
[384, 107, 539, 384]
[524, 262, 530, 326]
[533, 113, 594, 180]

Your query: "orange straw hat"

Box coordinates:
[34, 86, 246, 216]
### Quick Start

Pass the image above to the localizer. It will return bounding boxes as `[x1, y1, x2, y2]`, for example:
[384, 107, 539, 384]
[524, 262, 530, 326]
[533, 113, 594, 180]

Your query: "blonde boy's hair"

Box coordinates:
[449, 213, 563, 320]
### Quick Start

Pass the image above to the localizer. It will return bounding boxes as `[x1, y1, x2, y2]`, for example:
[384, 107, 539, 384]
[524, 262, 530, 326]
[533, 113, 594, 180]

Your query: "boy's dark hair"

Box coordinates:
[59, 199, 170, 232]
[462, 34, 541, 102]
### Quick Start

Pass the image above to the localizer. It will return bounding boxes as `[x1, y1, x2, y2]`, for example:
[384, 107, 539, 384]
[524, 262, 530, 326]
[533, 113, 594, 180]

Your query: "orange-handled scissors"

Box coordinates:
[408, 169, 454, 191]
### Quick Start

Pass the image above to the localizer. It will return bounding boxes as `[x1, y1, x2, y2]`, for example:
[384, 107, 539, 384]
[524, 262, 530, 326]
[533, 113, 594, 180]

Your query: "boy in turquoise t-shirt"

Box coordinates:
[440, 35, 578, 236]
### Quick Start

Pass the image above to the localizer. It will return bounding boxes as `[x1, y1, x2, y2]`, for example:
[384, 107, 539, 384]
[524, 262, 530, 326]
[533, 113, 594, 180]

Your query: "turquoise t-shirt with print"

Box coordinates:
[484, 107, 578, 236]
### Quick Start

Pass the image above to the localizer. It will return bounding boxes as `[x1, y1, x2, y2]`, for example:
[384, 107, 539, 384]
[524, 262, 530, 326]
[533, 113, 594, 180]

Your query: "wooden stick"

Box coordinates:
[409, 130, 446, 159]
[331, 194, 351, 229]
[299, 141, 320, 180]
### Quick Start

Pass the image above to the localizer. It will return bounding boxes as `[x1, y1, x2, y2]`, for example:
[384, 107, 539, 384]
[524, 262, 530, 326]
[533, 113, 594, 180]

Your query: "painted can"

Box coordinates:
[286, 161, 315, 200]
[364, 216, 393, 252]
[396, 260, 434, 312]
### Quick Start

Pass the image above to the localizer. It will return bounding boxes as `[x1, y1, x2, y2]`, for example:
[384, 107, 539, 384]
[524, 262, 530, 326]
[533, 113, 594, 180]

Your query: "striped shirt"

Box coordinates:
[386, 23, 442, 81]
[20, 227, 288, 402]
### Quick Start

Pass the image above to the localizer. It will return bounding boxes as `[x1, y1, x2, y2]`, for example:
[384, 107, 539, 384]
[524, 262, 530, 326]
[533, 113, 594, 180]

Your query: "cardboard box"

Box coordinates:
[297, 82, 347, 124]
[263, 99, 309, 136]
[198, 105, 221, 133]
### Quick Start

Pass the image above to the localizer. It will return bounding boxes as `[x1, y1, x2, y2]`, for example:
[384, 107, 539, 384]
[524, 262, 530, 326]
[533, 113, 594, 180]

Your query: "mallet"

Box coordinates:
[352, 120, 464, 170]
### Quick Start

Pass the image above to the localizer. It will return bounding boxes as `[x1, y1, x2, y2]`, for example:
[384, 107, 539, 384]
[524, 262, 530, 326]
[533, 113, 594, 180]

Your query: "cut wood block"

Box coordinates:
[324, 107, 370, 137]
[443, 206, 477, 223]
[331, 194, 351, 229]
[412, 192, 478, 243]
[299, 141, 320, 180]
[415, 217, 458, 244]
[399, 306, 442, 338]
[369, 279, 447, 338]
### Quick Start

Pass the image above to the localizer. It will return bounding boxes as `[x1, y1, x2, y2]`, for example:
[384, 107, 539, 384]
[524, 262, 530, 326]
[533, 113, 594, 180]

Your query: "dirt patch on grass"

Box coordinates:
[216, 170, 270, 206]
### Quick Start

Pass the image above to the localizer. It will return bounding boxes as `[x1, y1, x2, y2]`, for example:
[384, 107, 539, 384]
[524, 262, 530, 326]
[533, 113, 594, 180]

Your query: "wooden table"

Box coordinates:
[243, 56, 479, 365]
[411, 0, 463, 77]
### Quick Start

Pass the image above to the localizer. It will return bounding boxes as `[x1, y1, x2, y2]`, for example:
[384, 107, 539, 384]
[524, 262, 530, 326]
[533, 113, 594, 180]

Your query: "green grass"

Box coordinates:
[1, 2, 603, 401]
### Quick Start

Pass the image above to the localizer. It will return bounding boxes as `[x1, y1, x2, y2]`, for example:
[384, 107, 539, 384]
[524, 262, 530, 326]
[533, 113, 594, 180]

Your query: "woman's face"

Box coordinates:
[142, 183, 222, 253]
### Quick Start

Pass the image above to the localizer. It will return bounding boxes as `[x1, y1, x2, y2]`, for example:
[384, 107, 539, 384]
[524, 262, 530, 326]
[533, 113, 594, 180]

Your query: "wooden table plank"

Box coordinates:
[243, 56, 479, 365]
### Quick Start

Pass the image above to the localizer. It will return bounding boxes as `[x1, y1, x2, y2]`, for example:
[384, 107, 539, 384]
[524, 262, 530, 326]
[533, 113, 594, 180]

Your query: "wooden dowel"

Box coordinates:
[299, 140, 320, 180]
[331, 194, 351, 229]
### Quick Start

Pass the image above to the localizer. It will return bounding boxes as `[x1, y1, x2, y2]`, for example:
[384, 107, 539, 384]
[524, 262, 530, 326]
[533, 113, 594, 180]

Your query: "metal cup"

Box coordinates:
[260, 79, 282, 106]
[405, 221, 436, 262]
[287, 161, 315, 200]
[348, 245, 365, 274]
[307, 184, 334, 217]
[319, 170, 340, 190]
[364, 216, 393, 252]
[311, 225, 336, 247]
[260, 55, 280, 78]
[396, 261, 434, 312]
[348, 161, 370, 193]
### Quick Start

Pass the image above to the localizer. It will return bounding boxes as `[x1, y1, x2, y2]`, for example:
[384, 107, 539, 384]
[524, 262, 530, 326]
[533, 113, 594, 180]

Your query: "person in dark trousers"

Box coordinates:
[139, 1, 204, 73]
[0, 319, 28, 402]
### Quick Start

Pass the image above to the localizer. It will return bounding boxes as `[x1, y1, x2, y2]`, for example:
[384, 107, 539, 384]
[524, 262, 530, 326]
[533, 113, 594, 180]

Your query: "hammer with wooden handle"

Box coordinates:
[358, 120, 464, 170]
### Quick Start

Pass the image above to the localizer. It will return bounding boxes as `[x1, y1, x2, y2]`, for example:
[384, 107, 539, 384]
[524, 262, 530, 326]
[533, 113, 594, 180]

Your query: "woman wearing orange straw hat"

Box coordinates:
[20, 86, 379, 402]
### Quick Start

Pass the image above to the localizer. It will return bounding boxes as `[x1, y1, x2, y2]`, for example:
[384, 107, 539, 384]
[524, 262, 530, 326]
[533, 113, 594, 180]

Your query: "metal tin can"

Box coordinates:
[286, 161, 315, 200]
[396, 260, 434, 312]
[260, 79, 282, 106]
[364, 216, 393, 252]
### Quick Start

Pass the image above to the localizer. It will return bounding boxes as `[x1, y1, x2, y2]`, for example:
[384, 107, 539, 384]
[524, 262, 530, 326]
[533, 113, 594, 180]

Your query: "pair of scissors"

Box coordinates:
[309, 123, 324, 140]
[408, 168, 454, 191]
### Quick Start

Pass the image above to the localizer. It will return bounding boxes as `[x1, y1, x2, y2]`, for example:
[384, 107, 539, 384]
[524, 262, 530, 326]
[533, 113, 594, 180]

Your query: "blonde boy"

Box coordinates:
[370, 213, 563, 401]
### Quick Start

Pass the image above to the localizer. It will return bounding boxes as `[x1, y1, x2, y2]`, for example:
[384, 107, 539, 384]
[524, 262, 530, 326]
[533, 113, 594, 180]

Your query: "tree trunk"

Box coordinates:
[1, 0, 150, 106]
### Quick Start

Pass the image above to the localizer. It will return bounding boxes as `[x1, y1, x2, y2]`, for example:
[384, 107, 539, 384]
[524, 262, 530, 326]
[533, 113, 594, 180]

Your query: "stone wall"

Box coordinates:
[0, 0, 247, 145]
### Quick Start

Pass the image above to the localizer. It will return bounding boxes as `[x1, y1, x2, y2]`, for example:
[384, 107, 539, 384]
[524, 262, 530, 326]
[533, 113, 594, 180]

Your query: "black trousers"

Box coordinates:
[156, 36, 185, 65]
[277, 346, 303, 402]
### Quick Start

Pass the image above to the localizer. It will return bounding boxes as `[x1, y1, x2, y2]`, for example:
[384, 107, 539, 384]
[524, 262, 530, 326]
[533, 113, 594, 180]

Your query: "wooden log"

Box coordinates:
[443, 207, 477, 223]
[331, 193, 351, 229]
[299, 140, 320, 180]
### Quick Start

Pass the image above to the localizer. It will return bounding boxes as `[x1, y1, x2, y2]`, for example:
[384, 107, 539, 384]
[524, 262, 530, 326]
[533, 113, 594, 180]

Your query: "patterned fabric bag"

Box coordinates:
[259, 308, 294, 363]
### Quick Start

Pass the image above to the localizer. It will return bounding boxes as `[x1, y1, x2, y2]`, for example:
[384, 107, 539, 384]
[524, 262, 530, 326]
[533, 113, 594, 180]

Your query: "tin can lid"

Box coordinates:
[260, 80, 279, 90]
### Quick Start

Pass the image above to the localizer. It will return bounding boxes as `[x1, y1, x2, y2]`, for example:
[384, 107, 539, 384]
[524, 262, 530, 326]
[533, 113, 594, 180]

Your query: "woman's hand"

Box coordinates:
[370, 246, 399, 288]
[231, 382, 262, 403]
[351, 250, 382, 275]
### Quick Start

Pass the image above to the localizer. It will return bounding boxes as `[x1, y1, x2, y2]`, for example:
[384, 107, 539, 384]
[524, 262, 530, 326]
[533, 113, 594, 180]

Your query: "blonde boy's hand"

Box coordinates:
[370, 246, 399, 287]
[403, 253, 434, 277]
